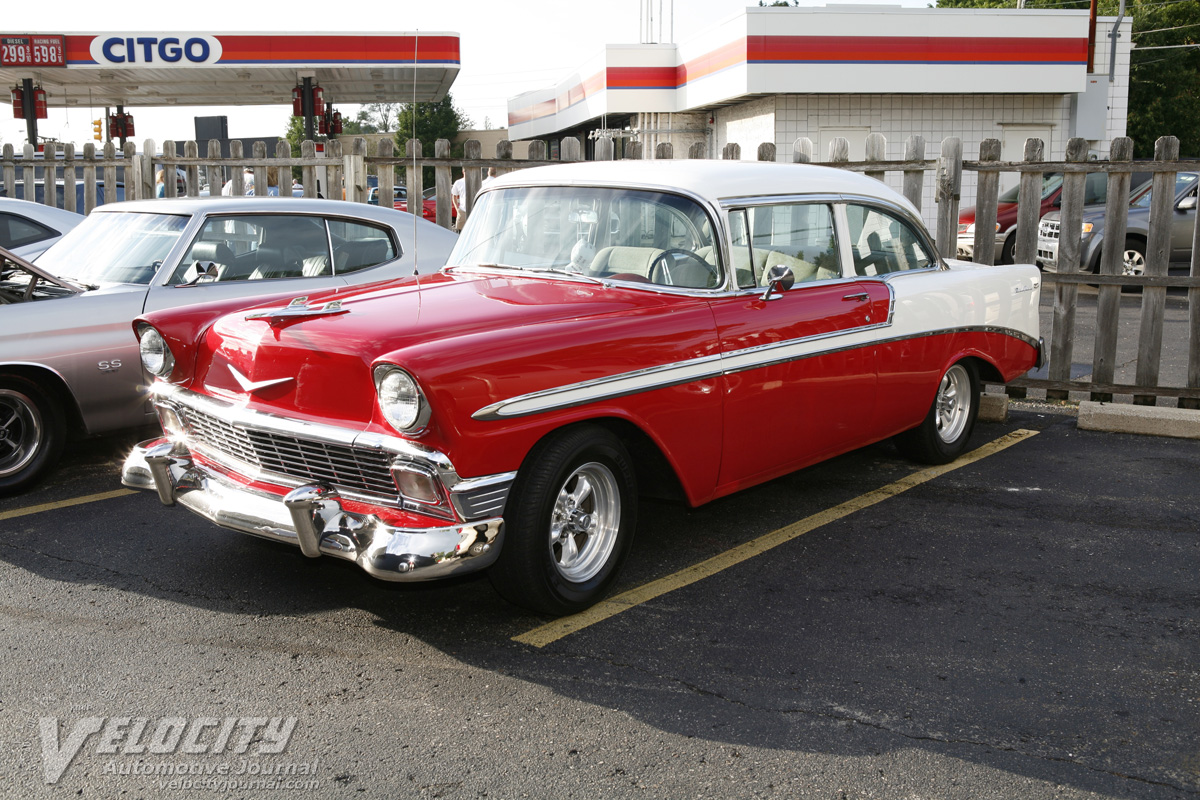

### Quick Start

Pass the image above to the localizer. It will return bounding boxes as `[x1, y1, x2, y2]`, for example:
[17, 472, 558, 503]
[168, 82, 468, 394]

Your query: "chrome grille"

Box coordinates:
[178, 406, 398, 498]
[1039, 219, 1060, 240]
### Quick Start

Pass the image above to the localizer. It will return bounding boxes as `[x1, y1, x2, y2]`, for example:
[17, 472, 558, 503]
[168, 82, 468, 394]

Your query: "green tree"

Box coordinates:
[394, 95, 473, 182]
[935, 0, 1200, 156]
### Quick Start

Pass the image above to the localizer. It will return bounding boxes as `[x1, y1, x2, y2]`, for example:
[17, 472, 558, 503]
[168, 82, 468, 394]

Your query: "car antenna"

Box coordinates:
[411, 31, 421, 314]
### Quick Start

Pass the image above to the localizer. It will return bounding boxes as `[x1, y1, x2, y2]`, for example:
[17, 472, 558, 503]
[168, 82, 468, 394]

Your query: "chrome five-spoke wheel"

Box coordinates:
[549, 462, 621, 583]
[894, 360, 980, 465]
[935, 364, 971, 445]
[490, 424, 637, 616]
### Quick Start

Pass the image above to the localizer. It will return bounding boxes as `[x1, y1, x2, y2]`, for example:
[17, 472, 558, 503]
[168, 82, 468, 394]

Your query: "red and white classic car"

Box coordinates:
[122, 161, 1043, 615]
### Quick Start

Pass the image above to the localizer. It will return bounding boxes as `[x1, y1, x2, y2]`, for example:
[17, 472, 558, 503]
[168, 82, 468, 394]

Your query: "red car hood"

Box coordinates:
[192, 271, 717, 436]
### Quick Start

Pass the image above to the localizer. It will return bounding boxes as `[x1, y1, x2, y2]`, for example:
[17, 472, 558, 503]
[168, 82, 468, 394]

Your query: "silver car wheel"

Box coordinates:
[935, 364, 971, 445]
[0, 388, 43, 478]
[1122, 248, 1146, 276]
[548, 461, 621, 583]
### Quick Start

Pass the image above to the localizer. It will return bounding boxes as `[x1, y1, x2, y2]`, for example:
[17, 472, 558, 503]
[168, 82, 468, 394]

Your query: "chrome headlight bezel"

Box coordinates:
[373, 364, 430, 434]
[137, 323, 175, 379]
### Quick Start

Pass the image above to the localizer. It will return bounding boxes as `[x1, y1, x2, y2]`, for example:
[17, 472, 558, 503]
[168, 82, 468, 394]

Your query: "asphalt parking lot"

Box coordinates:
[1, 409, 1198, 799]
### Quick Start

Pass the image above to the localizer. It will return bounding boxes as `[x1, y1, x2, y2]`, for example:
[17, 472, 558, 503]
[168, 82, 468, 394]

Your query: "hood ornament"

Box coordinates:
[245, 296, 349, 324]
[227, 364, 294, 394]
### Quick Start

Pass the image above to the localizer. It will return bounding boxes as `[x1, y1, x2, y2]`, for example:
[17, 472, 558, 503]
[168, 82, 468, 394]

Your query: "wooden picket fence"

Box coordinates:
[4, 132, 1197, 407]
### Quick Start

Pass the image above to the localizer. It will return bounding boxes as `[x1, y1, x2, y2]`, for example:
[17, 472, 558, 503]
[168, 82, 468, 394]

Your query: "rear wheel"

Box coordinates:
[0, 375, 65, 495]
[489, 424, 637, 616]
[894, 361, 980, 465]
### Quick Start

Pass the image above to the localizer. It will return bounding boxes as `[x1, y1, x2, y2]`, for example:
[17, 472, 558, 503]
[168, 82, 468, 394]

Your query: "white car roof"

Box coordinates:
[486, 160, 921, 218]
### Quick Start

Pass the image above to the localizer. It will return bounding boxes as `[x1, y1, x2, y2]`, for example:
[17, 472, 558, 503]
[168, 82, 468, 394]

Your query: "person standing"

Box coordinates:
[451, 173, 467, 232]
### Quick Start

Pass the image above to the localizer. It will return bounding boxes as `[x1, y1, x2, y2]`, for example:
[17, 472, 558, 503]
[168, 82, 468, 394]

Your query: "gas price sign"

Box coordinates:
[1, 36, 66, 67]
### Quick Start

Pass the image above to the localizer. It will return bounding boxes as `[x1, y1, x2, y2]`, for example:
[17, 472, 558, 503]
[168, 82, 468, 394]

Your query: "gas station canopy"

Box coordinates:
[0, 32, 460, 107]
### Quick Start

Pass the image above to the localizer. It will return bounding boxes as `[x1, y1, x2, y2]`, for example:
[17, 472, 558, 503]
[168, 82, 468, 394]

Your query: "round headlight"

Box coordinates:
[375, 366, 426, 432]
[139, 325, 175, 378]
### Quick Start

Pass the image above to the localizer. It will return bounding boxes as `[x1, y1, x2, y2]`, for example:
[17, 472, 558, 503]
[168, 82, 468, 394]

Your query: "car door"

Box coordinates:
[1170, 174, 1199, 263]
[843, 202, 954, 438]
[710, 201, 886, 492]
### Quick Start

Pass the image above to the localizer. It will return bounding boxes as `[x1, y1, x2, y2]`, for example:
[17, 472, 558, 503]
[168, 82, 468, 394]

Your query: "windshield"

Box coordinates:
[1131, 173, 1198, 208]
[35, 211, 189, 285]
[997, 173, 1063, 204]
[449, 186, 720, 289]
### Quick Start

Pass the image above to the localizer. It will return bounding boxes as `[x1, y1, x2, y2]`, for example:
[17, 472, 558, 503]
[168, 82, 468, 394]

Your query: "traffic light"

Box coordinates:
[92, 119, 103, 141]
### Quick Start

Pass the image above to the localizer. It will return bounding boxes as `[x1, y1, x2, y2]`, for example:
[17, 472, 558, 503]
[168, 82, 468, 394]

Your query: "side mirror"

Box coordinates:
[1177, 195, 1197, 212]
[180, 260, 218, 286]
[760, 264, 795, 301]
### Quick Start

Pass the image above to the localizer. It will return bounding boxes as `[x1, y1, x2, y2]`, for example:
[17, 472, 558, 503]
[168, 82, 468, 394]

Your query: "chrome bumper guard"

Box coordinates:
[122, 438, 504, 582]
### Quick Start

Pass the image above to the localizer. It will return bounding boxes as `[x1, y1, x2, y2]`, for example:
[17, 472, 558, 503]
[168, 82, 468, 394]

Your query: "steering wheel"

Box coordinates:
[648, 248, 718, 288]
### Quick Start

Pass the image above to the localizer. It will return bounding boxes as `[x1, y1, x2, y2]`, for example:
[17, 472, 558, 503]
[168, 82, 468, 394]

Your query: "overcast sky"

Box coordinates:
[1, 0, 929, 148]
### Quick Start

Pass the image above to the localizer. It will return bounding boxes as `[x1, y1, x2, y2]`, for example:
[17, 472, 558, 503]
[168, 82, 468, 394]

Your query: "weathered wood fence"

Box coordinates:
[4, 132, 1197, 407]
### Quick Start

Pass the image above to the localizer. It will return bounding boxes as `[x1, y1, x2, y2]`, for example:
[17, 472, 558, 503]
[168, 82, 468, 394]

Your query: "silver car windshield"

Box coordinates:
[448, 186, 721, 289]
[35, 211, 189, 286]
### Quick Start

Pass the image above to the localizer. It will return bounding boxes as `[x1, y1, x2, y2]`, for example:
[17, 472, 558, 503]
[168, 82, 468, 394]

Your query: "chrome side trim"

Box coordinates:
[473, 323, 1038, 421]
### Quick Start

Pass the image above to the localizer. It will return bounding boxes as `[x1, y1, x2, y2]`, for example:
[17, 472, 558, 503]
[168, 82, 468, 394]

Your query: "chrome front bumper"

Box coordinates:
[122, 438, 504, 581]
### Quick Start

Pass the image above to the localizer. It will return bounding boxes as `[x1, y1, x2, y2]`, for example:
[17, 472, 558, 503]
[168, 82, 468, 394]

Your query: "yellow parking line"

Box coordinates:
[0, 489, 136, 522]
[514, 428, 1040, 648]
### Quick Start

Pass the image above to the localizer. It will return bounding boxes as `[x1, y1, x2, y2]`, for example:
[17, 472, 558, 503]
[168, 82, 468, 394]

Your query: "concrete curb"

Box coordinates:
[1077, 400, 1200, 440]
[978, 392, 1009, 423]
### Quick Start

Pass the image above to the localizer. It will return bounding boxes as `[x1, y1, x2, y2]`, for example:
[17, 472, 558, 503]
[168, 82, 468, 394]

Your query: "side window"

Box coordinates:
[174, 215, 332, 282]
[845, 205, 934, 275]
[0, 213, 56, 250]
[1083, 173, 1109, 205]
[729, 209, 756, 289]
[745, 203, 840, 286]
[327, 220, 397, 274]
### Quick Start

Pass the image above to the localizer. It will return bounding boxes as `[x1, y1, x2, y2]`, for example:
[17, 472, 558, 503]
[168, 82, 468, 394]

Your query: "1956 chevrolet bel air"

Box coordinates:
[122, 160, 1043, 615]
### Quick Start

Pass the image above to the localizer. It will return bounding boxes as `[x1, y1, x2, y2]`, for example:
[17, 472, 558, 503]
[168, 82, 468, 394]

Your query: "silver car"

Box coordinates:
[0, 197, 458, 494]
[0, 197, 83, 260]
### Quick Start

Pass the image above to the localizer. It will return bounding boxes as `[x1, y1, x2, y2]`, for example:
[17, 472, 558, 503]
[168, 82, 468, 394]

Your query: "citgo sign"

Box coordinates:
[89, 35, 223, 67]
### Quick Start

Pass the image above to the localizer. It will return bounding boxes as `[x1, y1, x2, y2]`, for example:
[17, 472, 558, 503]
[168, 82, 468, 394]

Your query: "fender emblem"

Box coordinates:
[227, 364, 294, 393]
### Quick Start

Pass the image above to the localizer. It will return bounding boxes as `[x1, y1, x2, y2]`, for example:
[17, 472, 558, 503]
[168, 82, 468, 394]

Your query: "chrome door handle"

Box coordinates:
[842, 292, 869, 302]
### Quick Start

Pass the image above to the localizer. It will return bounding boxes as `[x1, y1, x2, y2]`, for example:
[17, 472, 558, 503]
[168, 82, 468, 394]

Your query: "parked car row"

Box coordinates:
[956, 170, 1152, 265]
[117, 161, 1043, 614]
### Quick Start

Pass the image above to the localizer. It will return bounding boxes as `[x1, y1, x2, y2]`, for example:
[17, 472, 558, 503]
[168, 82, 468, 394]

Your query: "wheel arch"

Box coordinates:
[0, 364, 85, 438]
[519, 416, 689, 506]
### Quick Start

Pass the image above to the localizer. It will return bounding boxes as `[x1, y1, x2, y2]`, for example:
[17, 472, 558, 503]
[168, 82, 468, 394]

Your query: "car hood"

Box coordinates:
[1040, 203, 1111, 225]
[189, 270, 718, 435]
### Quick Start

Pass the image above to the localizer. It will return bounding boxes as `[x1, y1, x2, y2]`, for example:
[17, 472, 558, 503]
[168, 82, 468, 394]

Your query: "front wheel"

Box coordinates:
[0, 375, 65, 495]
[894, 361, 980, 465]
[489, 424, 638, 616]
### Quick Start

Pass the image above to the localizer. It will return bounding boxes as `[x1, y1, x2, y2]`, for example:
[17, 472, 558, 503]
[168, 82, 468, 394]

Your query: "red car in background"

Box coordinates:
[368, 186, 448, 223]
[397, 187, 448, 222]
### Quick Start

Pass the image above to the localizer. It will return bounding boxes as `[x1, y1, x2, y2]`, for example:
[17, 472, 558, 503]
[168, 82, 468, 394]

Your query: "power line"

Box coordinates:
[1133, 42, 1200, 49]
[1132, 22, 1200, 36]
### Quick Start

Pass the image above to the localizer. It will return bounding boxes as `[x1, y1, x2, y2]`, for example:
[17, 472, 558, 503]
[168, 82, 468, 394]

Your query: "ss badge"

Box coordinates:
[98, 359, 122, 372]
